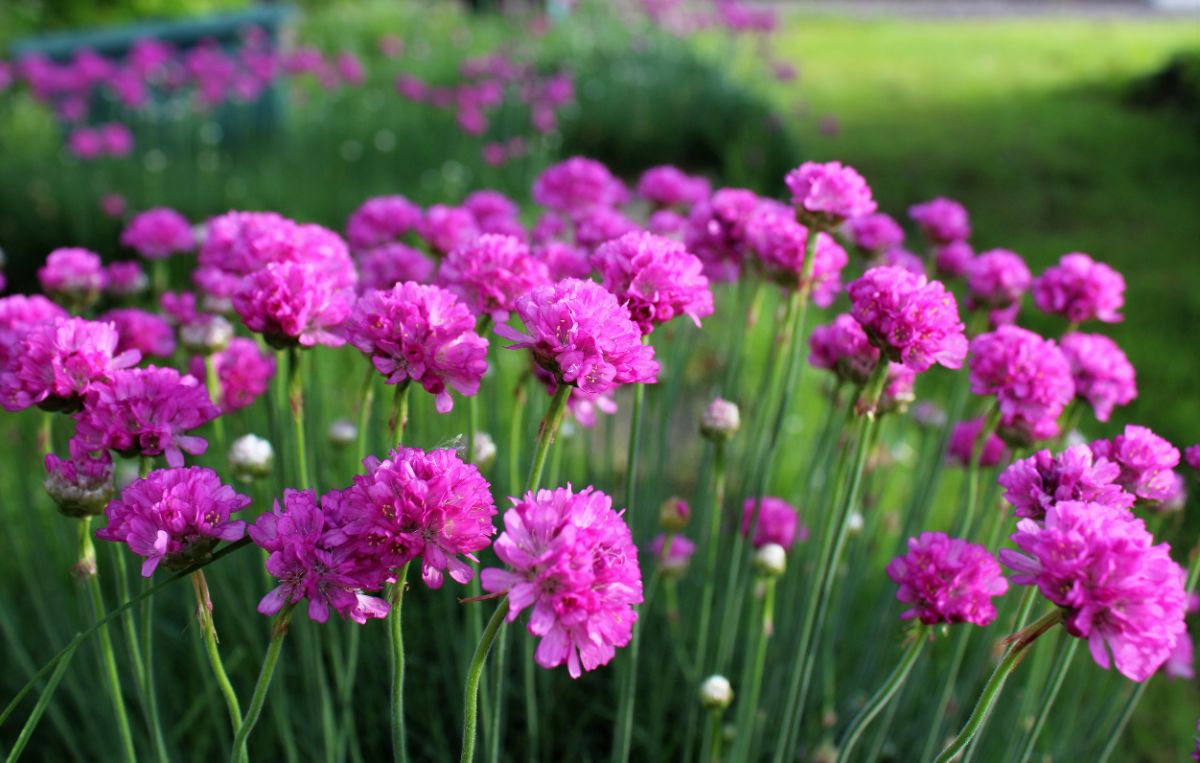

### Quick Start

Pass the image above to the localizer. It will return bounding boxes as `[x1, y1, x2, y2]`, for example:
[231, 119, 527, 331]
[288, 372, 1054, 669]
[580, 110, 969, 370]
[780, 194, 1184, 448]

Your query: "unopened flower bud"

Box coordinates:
[180, 315, 233, 354]
[911, 401, 947, 429]
[701, 398, 740, 441]
[44, 451, 115, 517]
[753, 543, 787, 578]
[659, 496, 690, 532]
[846, 512, 864, 535]
[328, 418, 357, 447]
[228, 434, 273, 481]
[699, 675, 733, 710]
[456, 432, 497, 468]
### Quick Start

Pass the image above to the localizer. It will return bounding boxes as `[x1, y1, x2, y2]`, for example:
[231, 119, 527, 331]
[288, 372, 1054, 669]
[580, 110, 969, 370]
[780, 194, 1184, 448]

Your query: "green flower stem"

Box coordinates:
[37, 411, 52, 460]
[138, 579, 169, 763]
[837, 628, 929, 763]
[229, 605, 296, 763]
[355, 363, 377, 465]
[487, 625, 509, 763]
[612, 569, 660, 763]
[773, 358, 890, 763]
[388, 380, 412, 449]
[699, 708, 726, 763]
[524, 383, 571, 494]
[730, 577, 777, 763]
[287, 347, 310, 490]
[78, 518, 137, 763]
[1014, 636, 1078, 763]
[4, 642, 78, 763]
[953, 406, 1000, 539]
[460, 598, 511, 763]
[113, 546, 167, 763]
[389, 562, 412, 763]
[203, 354, 227, 460]
[933, 609, 1064, 763]
[191, 571, 243, 751]
[522, 637, 540, 763]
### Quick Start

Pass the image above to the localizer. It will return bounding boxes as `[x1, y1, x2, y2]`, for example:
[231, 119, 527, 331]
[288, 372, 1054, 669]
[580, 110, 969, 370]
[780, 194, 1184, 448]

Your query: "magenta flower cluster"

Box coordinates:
[968, 327, 1075, 445]
[120, 208, 195, 259]
[1090, 425, 1181, 504]
[785, 161, 877, 225]
[1032, 252, 1125, 324]
[591, 232, 714, 334]
[740, 497, 807, 549]
[998, 444, 1134, 520]
[909, 197, 971, 244]
[808, 314, 879, 386]
[438, 234, 549, 322]
[847, 266, 968, 373]
[886, 532, 1008, 626]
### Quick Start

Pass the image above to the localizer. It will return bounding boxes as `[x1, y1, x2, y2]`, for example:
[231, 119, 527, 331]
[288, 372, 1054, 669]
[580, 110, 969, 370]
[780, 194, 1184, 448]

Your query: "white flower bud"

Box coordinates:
[229, 434, 274, 481]
[328, 418, 358, 447]
[699, 675, 734, 710]
[701, 398, 740, 440]
[456, 432, 497, 468]
[180, 315, 233, 354]
[846, 512, 864, 535]
[753, 543, 787, 578]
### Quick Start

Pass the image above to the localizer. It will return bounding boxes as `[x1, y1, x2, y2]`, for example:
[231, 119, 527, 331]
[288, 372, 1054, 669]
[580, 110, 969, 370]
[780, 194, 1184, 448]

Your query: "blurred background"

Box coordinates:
[0, 0, 1198, 757]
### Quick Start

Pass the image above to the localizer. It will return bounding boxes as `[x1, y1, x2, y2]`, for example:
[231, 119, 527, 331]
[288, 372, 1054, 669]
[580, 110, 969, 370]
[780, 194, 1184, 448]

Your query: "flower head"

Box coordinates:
[233, 261, 355, 348]
[998, 445, 1135, 520]
[785, 161, 877, 226]
[847, 266, 968, 373]
[966, 249, 1031, 310]
[105, 261, 149, 298]
[650, 534, 696, 575]
[533, 156, 626, 215]
[1186, 445, 1200, 472]
[1059, 332, 1136, 423]
[101, 308, 176, 359]
[637, 165, 710, 209]
[909, 197, 971, 243]
[1089, 425, 1180, 503]
[438, 234, 549, 322]
[44, 446, 114, 517]
[741, 497, 806, 549]
[746, 201, 848, 306]
[701, 398, 740, 440]
[74, 366, 219, 467]
[533, 242, 592, 282]
[1, 317, 140, 412]
[188, 337, 276, 413]
[38, 248, 105, 309]
[481, 485, 643, 678]
[1001, 501, 1187, 682]
[346, 195, 423, 249]
[935, 241, 975, 279]
[120, 208, 194, 259]
[808, 314, 879, 386]
[887, 532, 1008, 626]
[846, 213, 904, 253]
[356, 243, 435, 292]
[0, 295, 67, 368]
[683, 188, 760, 282]
[1032, 252, 1124, 324]
[947, 417, 1008, 468]
[968, 327, 1075, 445]
[591, 232, 714, 334]
[463, 190, 523, 236]
[419, 205, 480, 256]
[345, 282, 488, 413]
[97, 467, 249, 576]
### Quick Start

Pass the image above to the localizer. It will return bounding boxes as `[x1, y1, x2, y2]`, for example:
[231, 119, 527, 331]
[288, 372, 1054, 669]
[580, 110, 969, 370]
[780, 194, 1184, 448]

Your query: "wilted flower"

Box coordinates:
[997, 445, 1134, 520]
[909, 197, 970, 244]
[1090, 425, 1181, 504]
[741, 497, 806, 549]
[1059, 332, 1136, 423]
[591, 232, 714, 334]
[438, 234, 549, 322]
[887, 532, 1008, 626]
[1032, 252, 1125, 324]
[120, 208, 195, 259]
[847, 266, 968, 373]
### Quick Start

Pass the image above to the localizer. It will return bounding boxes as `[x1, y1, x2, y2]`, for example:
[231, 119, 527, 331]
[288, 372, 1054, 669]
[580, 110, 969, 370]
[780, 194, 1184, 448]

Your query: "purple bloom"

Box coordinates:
[1059, 332, 1136, 423]
[847, 266, 968, 373]
[463, 190, 522, 236]
[233, 261, 355, 348]
[881, 247, 926, 277]
[846, 213, 904, 253]
[909, 197, 970, 244]
[968, 327, 1075, 446]
[533, 157, 627, 216]
[120, 208, 194, 259]
[747, 201, 848, 306]
[1001, 501, 1187, 682]
[105, 261, 149, 298]
[355, 242, 436, 292]
[97, 467, 249, 576]
[38, 248, 105, 308]
[647, 209, 686, 236]
[438, 234, 549, 322]
[533, 242, 592, 282]
[44, 446, 114, 517]
[966, 249, 1031, 309]
[1090, 425, 1181, 503]
[785, 161, 877, 226]
[419, 205, 480, 256]
[998, 445, 1134, 520]
[74, 366, 219, 467]
[345, 282, 488, 413]
[188, 337, 276, 413]
[481, 485, 643, 678]
[947, 417, 1008, 468]
[650, 534, 696, 574]
[591, 232, 714, 334]
[0, 295, 67, 369]
[935, 240, 975, 279]
[1032, 252, 1125, 324]
[740, 497, 807, 549]
[1186, 445, 1200, 472]
[496, 278, 658, 397]
[101, 308, 176, 358]
[887, 532, 1008, 626]
[636, 165, 710, 209]
[572, 207, 640, 250]
[808, 314, 879, 386]
[683, 188, 760, 282]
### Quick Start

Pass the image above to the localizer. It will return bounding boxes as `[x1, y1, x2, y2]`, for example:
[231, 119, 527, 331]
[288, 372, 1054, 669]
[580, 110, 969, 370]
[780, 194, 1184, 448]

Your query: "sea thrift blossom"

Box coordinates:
[533, 156, 627, 215]
[419, 205, 480, 255]
[105, 261, 149, 297]
[683, 188, 760, 281]
[947, 417, 1007, 468]
[233, 261, 354, 348]
[1059, 332, 1137, 422]
[847, 266, 968, 373]
[344, 282, 488, 413]
[881, 363, 917, 412]
[1031, 252, 1125, 324]
[1090, 425, 1181, 503]
[96, 467, 249, 576]
[346, 195, 424, 249]
[846, 213, 904, 253]
[0, 318, 139, 412]
[188, 337, 276, 412]
[882, 247, 926, 277]
[438, 234, 549, 322]
[497, 278, 658, 396]
[808, 314, 879, 385]
[784, 161, 877, 226]
[463, 190, 523, 236]
[636, 165, 711, 209]
[968, 327, 1075, 444]
[1186, 445, 1200, 472]
[935, 241, 974, 278]
[741, 497, 806, 549]
[571, 207, 640, 250]
[355, 242, 435, 292]
[533, 242, 592, 281]
[648, 209, 686, 236]
[120, 207, 195, 259]
[591, 232, 714, 334]
[74, 366, 219, 467]
[966, 249, 1031, 309]
[887, 532, 1008, 626]
[101, 308, 175, 359]
[336, 447, 496, 588]
[38, 248, 106, 308]
[747, 202, 848, 306]
[998, 445, 1134, 520]
[251, 489, 389, 624]
[909, 197, 971, 243]
[481, 485, 643, 678]
[44, 447, 115, 517]
[1001, 501, 1187, 682]
[701, 398, 740, 440]
[0, 295, 66, 368]
[650, 534, 696, 575]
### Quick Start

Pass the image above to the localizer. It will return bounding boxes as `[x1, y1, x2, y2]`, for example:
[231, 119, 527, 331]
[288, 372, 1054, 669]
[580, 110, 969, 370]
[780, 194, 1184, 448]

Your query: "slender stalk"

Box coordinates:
[699, 709, 726, 763]
[356, 363, 376, 465]
[1014, 637, 1078, 763]
[730, 578, 777, 762]
[192, 571, 243, 752]
[953, 407, 1000, 539]
[112, 538, 168, 763]
[837, 629, 928, 762]
[460, 599, 511, 763]
[389, 380, 412, 449]
[287, 347, 310, 490]
[37, 412, 52, 460]
[487, 626, 509, 763]
[917, 623, 974, 763]
[933, 609, 1064, 763]
[4, 643, 78, 763]
[523, 637, 540, 763]
[203, 354, 227, 458]
[138, 580, 169, 763]
[612, 570, 659, 763]
[525, 383, 571, 494]
[389, 562, 412, 763]
[229, 606, 296, 763]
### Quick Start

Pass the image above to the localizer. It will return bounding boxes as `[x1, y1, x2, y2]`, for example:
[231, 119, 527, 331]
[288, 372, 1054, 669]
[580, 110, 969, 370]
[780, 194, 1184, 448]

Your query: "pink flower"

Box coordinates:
[496, 278, 659, 397]
[101, 308, 176, 358]
[100, 193, 127, 219]
[1090, 425, 1181, 504]
[96, 467, 249, 576]
[846, 213, 904, 253]
[188, 337, 276, 412]
[741, 497, 806, 549]
[1001, 501, 1187, 682]
[881, 247, 926, 277]
[105, 261, 148, 297]
[935, 241, 974, 278]
[683, 188, 760, 282]
[335, 447, 497, 589]
[481, 485, 643, 678]
[1059, 332, 1136, 423]
[0, 295, 67, 369]
[346, 195, 423, 250]
[998, 444, 1134, 520]
[650, 534, 696, 574]
[120, 207, 194, 259]
[100, 123, 133, 156]
[947, 417, 1008, 468]
[847, 266, 968, 373]
[251, 489, 390, 624]
[0, 317, 139, 412]
[648, 209, 686, 236]
[38, 247, 106, 307]
[533, 157, 627, 215]
[887, 532, 1008, 626]
[747, 201, 848, 306]
[160, 291, 198, 325]
[335, 52, 365, 85]
[437, 234, 549, 322]
[784, 161, 877, 226]
[419, 205, 480, 256]
[968, 327, 1075, 445]
[355, 242, 436, 292]
[233, 261, 355, 348]
[68, 128, 104, 160]
[909, 197, 970, 243]
[572, 207, 640, 250]
[44, 446, 114, 517]
[590, 232, 714, 334]
[808, 313, 879, 386]
[966, 249, 1031, 309]
[882, 363, 917, 412]
[345, 283, 488, 413]
[73, 366, 219, 467]
[636, 165, 711, 209]
[1032, 252, 1125, 324]
[463, 190, 523, 236]
[533, 242, 592, 282]
[1186, 445, 1200, 472]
